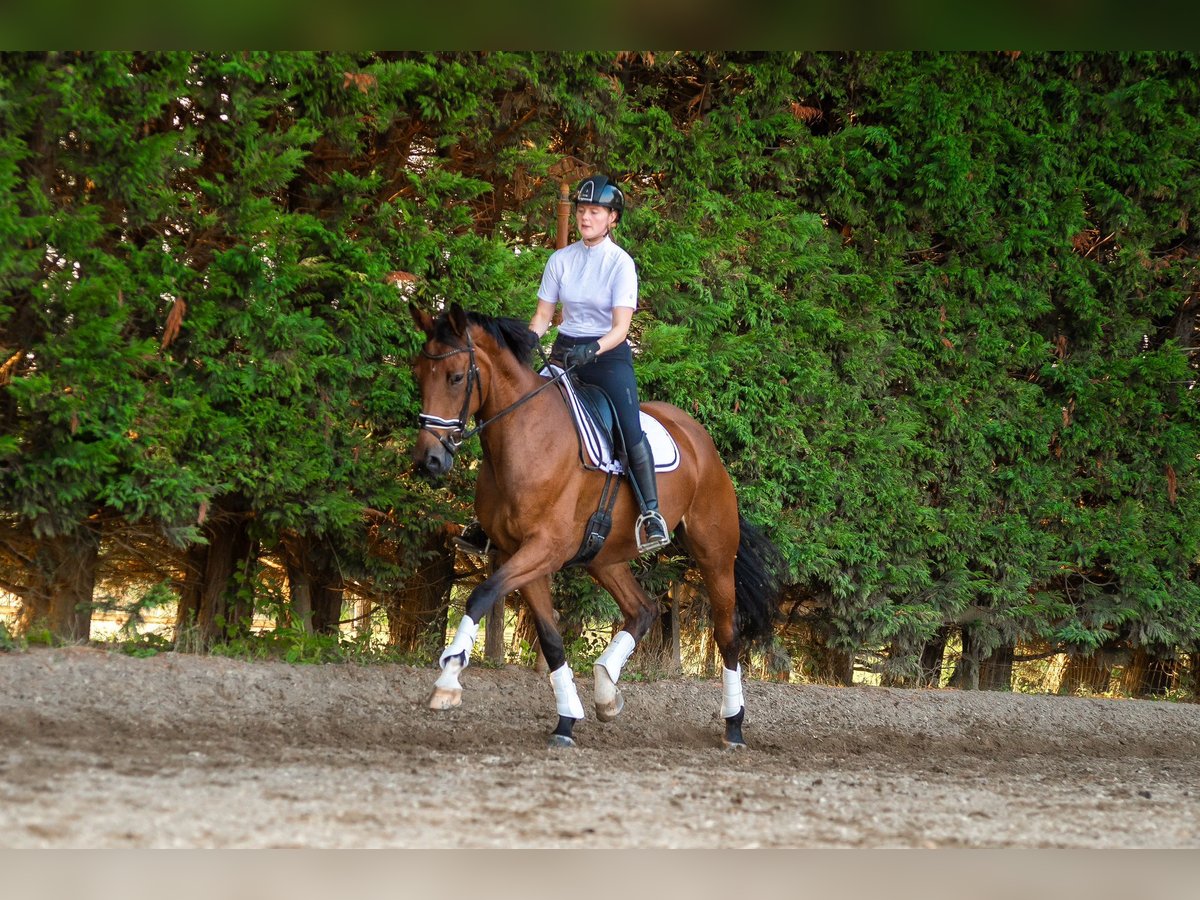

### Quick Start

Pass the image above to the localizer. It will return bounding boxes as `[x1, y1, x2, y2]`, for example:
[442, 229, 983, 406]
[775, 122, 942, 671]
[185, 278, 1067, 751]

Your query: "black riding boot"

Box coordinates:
[624, 435, 670, 553]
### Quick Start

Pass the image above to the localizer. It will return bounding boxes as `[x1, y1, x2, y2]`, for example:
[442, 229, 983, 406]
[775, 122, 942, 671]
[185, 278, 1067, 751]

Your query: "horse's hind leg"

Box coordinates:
[680, 525, 747, 750]
[587, 562, 659, 722]
[702, 561, 748, 749]
[521, 575, 585, 748]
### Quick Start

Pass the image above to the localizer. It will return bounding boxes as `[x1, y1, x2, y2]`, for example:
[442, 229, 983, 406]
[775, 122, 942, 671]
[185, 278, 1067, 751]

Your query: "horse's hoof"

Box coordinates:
[593, 665, 624, 722]
[595, 690, 624, 722]
[547, 733, 577, 749]
[722, 739, 748, 752]
[428, 688, 462, 710]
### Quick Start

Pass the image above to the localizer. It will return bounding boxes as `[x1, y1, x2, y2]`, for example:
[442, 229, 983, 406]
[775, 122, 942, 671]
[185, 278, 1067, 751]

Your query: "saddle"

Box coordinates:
[541, 365, 680, 567]
[571, 381, 623, 464]
[542, 365, 680, 475]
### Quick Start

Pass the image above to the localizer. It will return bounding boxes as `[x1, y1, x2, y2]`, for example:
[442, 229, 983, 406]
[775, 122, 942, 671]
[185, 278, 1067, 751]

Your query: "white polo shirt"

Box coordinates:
[537, 237, 637, 337]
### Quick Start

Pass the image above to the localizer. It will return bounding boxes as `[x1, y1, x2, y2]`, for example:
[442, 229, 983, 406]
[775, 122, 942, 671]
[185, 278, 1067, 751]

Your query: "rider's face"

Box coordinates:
[576, 203, 617, 244]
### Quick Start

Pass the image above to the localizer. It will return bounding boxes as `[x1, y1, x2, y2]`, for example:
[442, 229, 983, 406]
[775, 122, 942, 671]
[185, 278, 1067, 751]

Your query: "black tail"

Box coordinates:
[733, 515, 785, 648]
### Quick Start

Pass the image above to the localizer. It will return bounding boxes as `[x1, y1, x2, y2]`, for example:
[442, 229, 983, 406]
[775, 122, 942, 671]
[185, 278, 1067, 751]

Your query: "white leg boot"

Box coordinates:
[429, 615, 479, 710]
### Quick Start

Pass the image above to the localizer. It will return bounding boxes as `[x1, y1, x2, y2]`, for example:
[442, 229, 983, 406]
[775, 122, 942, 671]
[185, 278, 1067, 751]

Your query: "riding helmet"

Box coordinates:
[573, 174, 624, 221]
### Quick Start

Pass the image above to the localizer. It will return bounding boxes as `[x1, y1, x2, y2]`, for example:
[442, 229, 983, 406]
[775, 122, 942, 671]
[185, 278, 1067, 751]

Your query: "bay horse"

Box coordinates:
[409, 302, 784, 749]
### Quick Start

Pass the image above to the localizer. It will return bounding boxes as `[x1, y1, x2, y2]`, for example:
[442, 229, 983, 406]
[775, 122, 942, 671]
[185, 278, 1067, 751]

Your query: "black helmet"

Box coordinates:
[573, 174, 624, 221]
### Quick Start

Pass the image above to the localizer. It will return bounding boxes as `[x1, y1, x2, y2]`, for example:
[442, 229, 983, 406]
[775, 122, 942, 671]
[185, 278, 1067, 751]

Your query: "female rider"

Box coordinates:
[529, 173, 669, 554]
[456, 174, 668, 556]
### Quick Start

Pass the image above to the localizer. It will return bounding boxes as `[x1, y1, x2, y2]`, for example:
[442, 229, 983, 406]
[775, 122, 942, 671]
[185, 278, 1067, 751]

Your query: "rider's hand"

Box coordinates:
[563, 341, 600, 368]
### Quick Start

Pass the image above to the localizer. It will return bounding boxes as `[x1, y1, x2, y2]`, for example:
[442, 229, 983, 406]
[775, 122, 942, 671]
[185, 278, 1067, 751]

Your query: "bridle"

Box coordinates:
[417, 328, 482, 456]
[417, 328, 573, 457]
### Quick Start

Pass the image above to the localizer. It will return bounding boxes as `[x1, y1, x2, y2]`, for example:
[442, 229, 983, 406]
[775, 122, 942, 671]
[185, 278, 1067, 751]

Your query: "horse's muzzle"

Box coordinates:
[415, 444, 454, 478]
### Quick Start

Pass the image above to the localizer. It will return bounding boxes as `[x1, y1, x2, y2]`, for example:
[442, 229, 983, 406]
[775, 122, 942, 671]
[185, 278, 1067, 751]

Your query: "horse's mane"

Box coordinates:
[433, 310, 538, 367]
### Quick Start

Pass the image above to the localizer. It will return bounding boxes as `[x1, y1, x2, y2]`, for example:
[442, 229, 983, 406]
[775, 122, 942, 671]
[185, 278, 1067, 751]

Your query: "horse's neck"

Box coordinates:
[477, 352, 543, 420]
[477, 357, 574, 475]
[477, 352, 532, 413]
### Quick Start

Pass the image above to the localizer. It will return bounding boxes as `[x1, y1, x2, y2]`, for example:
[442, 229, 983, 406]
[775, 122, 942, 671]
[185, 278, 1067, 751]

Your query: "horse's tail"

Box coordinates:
[733, 514, 786, 649]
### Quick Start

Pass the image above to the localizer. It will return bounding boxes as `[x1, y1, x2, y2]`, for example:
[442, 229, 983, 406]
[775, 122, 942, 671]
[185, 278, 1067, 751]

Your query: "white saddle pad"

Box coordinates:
[543, 366, 680, 475]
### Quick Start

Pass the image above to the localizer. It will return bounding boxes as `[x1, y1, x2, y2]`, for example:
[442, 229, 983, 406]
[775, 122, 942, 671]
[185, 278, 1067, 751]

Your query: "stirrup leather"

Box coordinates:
[635, 510, 670, 553]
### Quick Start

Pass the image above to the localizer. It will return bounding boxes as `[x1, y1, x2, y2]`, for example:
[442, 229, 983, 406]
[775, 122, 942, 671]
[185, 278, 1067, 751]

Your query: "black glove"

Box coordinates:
[563, 341, 600, 368]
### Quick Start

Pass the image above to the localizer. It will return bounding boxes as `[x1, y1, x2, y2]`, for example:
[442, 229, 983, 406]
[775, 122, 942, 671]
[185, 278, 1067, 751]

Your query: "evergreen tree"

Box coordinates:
[2, 52, 1196, 695]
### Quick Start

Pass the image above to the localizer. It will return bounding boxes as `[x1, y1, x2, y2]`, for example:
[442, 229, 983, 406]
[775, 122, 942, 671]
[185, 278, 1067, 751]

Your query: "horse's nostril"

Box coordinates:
[422, 453, 449, 477]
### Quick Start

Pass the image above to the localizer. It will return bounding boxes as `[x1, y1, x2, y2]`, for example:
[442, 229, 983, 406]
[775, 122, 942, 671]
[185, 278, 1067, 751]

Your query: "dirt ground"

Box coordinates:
[2, 645, 1199, 849]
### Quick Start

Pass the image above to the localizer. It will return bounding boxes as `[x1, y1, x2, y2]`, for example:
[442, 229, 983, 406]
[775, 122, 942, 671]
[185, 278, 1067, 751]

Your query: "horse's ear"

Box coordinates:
[448, 302, 469, 337]
[409, 302, 434, 337]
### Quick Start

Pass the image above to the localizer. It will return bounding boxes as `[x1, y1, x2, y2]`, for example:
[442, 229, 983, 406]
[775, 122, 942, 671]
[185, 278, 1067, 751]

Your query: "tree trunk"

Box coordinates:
[281, 533, 346, 637]
[702, 624, 717, 677]
[880, 642, 912, 688]
[385, 533, 455, 652]
[283, 557, 314, 635]
[1120, 646, 1176, 697]
[225, 537, 258, 639]
[484, 596, 506, 663]
[810, 641, 853, 686]
[947, 625, 980, 690]
[512, 602, 548, 672]
[175, 514, 253, 650]
[195, 516, 252, 646]
[635, 586, 680, 674]
[355, 596, 374, 639]
[829, 648, 854, 686]
[918, 627, 950, 687]
[794, 615, 854, 686]
[17, 522, 99, 642]
[1059, 647, 1116, 695]
[979, 641, 1015, 691]
[311, 580, 344, 635]
[664, 583, 683, 672]
[175, 543, 209, 637]
[785, 601, 852, 686]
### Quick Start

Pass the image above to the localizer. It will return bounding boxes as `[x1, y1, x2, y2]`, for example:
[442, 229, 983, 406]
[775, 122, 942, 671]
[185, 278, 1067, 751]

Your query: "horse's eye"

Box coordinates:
[450, 372, 465, 385]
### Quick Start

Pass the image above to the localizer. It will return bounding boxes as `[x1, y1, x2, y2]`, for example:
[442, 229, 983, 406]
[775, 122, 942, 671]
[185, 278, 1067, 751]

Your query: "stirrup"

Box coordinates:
[635, 511, 671, 553]
[453, 523, 492, 557]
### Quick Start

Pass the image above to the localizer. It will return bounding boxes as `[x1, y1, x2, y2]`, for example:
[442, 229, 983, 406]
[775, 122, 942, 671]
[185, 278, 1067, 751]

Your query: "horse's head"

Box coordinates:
[409, 301, 484, 477]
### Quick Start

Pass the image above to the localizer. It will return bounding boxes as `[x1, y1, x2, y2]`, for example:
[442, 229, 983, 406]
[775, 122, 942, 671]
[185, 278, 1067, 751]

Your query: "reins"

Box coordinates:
[417, 330, 574, 456]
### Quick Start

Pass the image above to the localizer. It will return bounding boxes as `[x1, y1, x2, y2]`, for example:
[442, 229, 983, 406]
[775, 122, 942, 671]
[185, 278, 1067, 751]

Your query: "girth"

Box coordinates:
[562, 467, 623, 569]
[557, 373, 625, 567]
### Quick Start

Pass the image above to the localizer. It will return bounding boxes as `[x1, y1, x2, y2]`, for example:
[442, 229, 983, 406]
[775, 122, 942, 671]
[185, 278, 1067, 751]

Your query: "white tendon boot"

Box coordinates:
[593, 631, 636, 722]
[721, 664, 744, 718]
[429, 615, 479, 710]
[548, 664, 586, 749]
[550, 663, 586, 719]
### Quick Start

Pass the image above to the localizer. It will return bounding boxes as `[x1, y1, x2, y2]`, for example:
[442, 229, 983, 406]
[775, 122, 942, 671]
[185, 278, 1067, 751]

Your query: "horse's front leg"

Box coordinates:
[429, 552, 512, 711]
[517, 575, 586, 748]
[428, 628, 474, 710]
[429, 544, 568, 721]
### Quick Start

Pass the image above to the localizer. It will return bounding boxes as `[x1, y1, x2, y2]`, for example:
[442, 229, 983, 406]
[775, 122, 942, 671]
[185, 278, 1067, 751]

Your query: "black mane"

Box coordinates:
[433, 309, 538, 367]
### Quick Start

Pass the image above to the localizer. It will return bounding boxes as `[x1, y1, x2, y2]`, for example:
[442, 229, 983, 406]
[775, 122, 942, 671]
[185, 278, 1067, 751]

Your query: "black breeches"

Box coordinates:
[553, 335, 644, 451]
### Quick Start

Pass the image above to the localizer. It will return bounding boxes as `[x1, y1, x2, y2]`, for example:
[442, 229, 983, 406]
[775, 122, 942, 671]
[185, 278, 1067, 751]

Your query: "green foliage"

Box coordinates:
[607, 51, 1200, 663]
[207, 624, 425, 665]
[2, 52, 1198, 676]
[0, 619, 23, 652]
[22, 624, 57, 647]
[108, 631, 174, 659]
